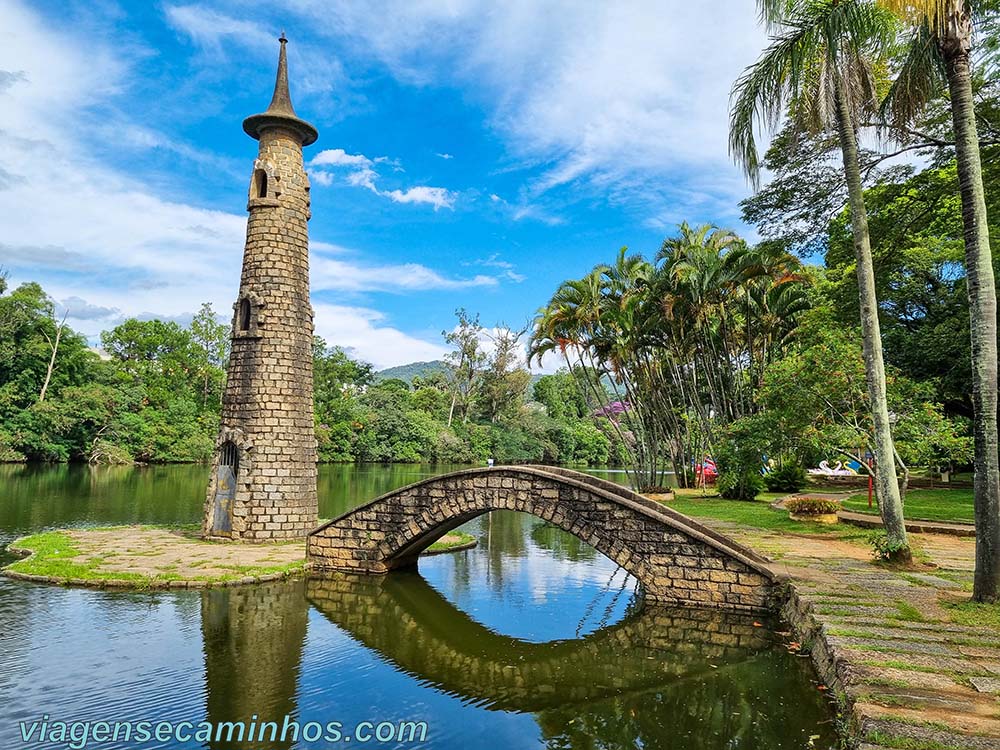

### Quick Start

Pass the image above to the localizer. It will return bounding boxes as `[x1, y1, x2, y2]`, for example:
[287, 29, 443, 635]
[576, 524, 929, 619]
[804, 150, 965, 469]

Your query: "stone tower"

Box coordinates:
[203, 35, 319, 541]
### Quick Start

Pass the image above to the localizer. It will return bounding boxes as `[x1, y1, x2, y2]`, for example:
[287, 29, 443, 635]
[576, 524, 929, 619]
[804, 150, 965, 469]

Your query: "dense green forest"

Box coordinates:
[0, 286, 618, 466]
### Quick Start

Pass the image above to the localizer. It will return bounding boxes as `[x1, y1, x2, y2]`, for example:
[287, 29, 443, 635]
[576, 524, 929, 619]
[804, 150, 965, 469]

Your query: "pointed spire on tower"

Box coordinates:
[243, 34, 318, 146]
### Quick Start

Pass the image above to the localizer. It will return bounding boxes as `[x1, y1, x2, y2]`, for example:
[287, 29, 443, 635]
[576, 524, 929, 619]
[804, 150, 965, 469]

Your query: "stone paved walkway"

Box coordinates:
[699, 517, 999, 750]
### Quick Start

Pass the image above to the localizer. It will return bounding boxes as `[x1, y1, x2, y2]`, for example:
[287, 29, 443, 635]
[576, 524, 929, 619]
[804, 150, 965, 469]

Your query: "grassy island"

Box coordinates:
[4, 525, 477, 589]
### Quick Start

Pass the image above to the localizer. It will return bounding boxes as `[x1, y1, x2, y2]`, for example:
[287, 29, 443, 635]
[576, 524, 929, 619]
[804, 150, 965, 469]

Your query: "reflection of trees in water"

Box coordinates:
[432, 511, 630, 617]
[0, 463, 205, 531]
[572, 566, 636, 638]
[201, 579, 308, 750]
[530, 520, 598, 562]
[443, 510, 531, 597]
[316, 464, 472, 521]
[537, 651, 837, 750]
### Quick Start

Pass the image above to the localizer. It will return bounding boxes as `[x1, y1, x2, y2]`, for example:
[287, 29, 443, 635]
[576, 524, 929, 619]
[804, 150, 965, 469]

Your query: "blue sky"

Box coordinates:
[0, 0, 767, 368]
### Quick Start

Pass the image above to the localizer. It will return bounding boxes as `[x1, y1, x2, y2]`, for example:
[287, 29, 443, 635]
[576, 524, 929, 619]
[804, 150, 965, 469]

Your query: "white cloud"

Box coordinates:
[164, 4, 355, 117]
[465, 254, 525, 283]
[309, 147, 456, 209]
[283, 0, 766, 224]
[313, 302, 449, 368]
[0, 1, 492, 352]
[476, 253, 514, 270]
[164, 5, 273, 54]
[382, 186, 455, 210]
[436, 152, 453, 160]
[311, 170, 335, 186]
[55, 296, 121, 321]
[312, 148, 373, 168]
[311, 251, 498, 293]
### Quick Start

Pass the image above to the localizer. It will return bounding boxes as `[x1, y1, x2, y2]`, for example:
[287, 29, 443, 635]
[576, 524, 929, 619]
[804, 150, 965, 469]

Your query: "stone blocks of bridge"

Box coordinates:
[307, 467, 778, 613]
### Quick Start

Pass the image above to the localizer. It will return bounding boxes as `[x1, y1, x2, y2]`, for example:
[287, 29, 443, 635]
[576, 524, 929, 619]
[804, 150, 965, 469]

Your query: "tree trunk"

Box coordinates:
[941, 8, 1000, 600]
[38, 314, 66, 403]
[833, 78, 911, 561]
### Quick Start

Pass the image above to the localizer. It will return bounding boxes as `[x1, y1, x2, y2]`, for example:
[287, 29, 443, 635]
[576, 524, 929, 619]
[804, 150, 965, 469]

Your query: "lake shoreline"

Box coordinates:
[3, 525, 477, 590]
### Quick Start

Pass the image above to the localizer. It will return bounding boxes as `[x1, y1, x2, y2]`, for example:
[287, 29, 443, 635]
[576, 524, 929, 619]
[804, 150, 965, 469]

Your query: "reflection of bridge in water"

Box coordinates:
[193, 573, 834, 749]
[306, 572, 776, 713]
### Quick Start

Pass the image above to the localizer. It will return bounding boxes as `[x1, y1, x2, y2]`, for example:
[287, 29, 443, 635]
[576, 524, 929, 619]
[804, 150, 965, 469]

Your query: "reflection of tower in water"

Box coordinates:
[201, 580, 308, 750]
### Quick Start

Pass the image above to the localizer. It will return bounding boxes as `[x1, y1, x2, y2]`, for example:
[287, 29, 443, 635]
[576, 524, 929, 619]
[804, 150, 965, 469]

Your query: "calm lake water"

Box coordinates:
[0, 463, 837, 749]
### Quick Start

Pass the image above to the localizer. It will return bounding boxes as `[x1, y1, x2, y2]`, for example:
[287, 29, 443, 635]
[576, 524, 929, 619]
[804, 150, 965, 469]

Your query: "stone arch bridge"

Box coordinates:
[307, 466, 780, 612]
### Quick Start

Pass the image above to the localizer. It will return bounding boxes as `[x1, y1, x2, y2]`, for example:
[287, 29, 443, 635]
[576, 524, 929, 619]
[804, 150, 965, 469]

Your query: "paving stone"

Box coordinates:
[971, 677, 1000, 694]
[833, 635, 960, 656]
[863, 717, 1000, 750]
[906, 572, 965, 589]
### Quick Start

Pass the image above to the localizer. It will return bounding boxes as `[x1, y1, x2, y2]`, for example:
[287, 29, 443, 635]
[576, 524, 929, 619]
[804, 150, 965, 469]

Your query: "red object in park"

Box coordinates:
[695, 458, 718, 486]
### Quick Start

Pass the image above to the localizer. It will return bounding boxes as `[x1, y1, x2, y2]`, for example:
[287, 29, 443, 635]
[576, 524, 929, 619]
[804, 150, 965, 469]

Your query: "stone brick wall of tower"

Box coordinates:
[203, 126, 318, 541]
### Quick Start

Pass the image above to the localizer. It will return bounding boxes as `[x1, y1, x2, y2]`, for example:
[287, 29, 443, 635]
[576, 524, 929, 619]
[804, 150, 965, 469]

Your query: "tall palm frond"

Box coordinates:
[730, 0, 897, 187]
[880, 20, 946, 129]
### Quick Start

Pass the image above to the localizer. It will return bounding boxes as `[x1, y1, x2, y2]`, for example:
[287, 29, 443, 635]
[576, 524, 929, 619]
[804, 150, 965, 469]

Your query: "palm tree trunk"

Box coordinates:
[941, 12, 1000, 600]
[833, 78, 911, 561]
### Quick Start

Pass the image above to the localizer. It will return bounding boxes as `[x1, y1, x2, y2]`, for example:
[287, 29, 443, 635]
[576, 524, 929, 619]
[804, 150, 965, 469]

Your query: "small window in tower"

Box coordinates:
[219, 440, 240, 478]
[252, 169, 268, 199]
[238, 298, 251, 331]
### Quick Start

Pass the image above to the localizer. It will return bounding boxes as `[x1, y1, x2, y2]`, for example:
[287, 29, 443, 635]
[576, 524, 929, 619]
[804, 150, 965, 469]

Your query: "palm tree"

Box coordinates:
[730, 0, 912, 560]
[879, 0, 999, 601]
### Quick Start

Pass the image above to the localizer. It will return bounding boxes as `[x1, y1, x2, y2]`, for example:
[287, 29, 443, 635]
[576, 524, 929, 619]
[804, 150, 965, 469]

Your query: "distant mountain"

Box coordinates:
[375, 360, 451, 383]
[376, 361, 549, 394]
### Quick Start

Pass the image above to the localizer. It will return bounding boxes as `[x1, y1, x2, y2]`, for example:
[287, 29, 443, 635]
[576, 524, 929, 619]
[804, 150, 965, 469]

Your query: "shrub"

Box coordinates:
[868, 531, 910, 562]
[785, 497, 841, 515]
[637, 484, 672, 494]
[764, 462, 808, 492]
[717, 470, 765, 501]
[571, 421, 610, 465]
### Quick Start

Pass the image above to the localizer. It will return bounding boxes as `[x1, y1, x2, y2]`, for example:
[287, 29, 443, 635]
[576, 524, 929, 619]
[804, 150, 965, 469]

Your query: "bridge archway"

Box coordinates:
[308, 466, 779, 612]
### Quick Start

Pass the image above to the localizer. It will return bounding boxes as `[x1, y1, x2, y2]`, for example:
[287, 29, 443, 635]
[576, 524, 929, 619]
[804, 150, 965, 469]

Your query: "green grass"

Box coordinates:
[4, 530, 306, 586]
[842, 489, 974, 524]
[426, 531, 476, 553]
[944, 600, 1000, 629]
[863, 730, 966, 750]
[665, 490, 852, 535]
[5, 531, 146, 583]
[859, 659, 952, 675]
[890, 600, 927, 623]
[214, 560, 307, 581]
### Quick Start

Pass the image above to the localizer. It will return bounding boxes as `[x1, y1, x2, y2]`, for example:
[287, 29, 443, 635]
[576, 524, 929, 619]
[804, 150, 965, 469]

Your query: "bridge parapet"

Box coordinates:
[307, 466, 781, 613]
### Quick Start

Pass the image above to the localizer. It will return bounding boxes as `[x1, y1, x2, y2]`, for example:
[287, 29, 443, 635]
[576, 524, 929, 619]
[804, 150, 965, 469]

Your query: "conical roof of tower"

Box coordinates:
[243, 34, 318, 146]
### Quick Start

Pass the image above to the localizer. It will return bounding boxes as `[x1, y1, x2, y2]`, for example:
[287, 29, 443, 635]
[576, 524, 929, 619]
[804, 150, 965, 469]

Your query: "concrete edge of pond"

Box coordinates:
[1, 526, 477, 591]
[781, 583, 854, 738]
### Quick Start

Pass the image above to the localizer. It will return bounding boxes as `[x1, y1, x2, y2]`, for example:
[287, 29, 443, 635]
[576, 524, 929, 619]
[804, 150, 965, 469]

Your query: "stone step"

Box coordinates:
[860, 714, 1000, 750]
